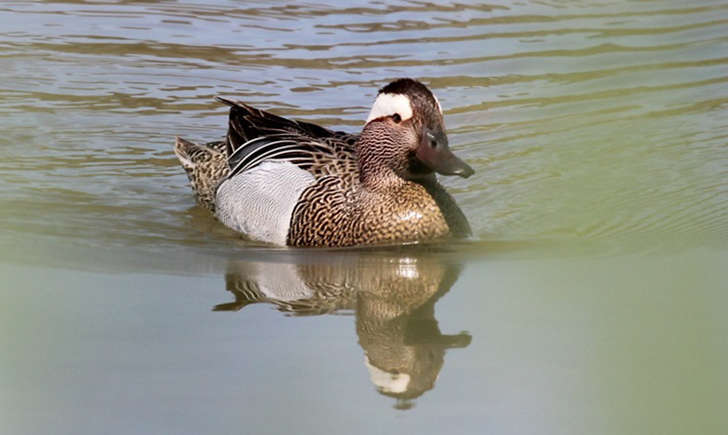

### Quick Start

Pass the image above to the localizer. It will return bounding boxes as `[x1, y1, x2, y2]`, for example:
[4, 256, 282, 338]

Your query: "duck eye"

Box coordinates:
[427, 132, 437, 148]
[391, 113, 401, 123]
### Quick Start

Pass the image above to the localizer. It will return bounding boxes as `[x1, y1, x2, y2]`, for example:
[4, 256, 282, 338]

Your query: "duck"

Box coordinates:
[174, 78, 474, 247]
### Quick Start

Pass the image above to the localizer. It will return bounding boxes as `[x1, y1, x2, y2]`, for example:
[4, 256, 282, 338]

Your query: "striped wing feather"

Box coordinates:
[216, 97, 359, 179]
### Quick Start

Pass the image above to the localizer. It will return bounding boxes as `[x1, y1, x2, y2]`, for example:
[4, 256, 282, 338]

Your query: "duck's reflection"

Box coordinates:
[215, 251, 471, 409]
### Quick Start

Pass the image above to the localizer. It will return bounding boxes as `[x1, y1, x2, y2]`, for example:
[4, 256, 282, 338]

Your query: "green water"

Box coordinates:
[1, 1, 727, 434]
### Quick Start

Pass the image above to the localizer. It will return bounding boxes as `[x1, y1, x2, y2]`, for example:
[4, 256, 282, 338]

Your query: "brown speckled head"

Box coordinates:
[359, 78, 474, 184]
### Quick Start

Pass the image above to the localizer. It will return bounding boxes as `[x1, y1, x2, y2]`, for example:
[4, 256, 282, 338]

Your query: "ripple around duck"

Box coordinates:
[0, 0, 727, 261]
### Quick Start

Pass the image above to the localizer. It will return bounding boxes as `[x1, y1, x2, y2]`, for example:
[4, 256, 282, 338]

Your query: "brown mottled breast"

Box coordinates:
[287, 177, 453, 247]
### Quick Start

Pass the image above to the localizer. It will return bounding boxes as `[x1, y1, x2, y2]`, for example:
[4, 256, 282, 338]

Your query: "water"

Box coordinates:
[1, 1, 727, 434]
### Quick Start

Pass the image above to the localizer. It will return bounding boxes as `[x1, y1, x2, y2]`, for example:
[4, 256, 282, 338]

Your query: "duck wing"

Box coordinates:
[215, 97, 358, 179]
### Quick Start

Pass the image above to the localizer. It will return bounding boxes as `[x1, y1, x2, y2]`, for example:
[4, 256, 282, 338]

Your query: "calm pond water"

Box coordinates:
[1, 1, 727, 434]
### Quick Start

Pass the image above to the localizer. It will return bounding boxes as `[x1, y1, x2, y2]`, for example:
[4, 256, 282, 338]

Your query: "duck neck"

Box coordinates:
[358, 157, 404, 190]
[356, 128, 408, 190]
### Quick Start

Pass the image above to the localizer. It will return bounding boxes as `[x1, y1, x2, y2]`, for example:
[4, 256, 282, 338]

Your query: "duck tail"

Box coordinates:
[174, 137, 230, 212]
[173, 136, 200, 170]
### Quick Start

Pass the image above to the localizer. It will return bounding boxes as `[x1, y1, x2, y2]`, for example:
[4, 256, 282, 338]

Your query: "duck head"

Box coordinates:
[358, 78, 474, 182]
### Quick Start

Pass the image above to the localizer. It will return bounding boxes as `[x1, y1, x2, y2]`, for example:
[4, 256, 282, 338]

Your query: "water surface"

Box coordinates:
[1, 1, 727, 434]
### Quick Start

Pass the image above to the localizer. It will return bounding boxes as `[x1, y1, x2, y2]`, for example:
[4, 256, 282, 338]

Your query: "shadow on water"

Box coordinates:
[215, 250, 471, 409]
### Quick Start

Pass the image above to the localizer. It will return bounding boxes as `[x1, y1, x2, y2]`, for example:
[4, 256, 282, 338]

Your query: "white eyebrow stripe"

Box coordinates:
[366, 93, 413, 123]
[433, 94, 443, 114]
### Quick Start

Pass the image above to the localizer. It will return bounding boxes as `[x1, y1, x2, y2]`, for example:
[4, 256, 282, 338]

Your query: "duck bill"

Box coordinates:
[415, 131, 474, 178]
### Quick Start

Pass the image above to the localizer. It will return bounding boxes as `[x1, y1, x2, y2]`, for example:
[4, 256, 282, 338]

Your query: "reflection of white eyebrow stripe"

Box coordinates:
[366, 93, 413, 123]
[364, 357, 411, 394]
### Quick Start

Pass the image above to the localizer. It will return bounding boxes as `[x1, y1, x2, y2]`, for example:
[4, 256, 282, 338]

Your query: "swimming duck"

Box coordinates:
[174, 78, 473, 247]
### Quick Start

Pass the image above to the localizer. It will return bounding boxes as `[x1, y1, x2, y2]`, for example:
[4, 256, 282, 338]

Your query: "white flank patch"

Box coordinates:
[365, 357, 411, 394]
[366, 93, 414, 123]
[215, 161, 315, 245]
